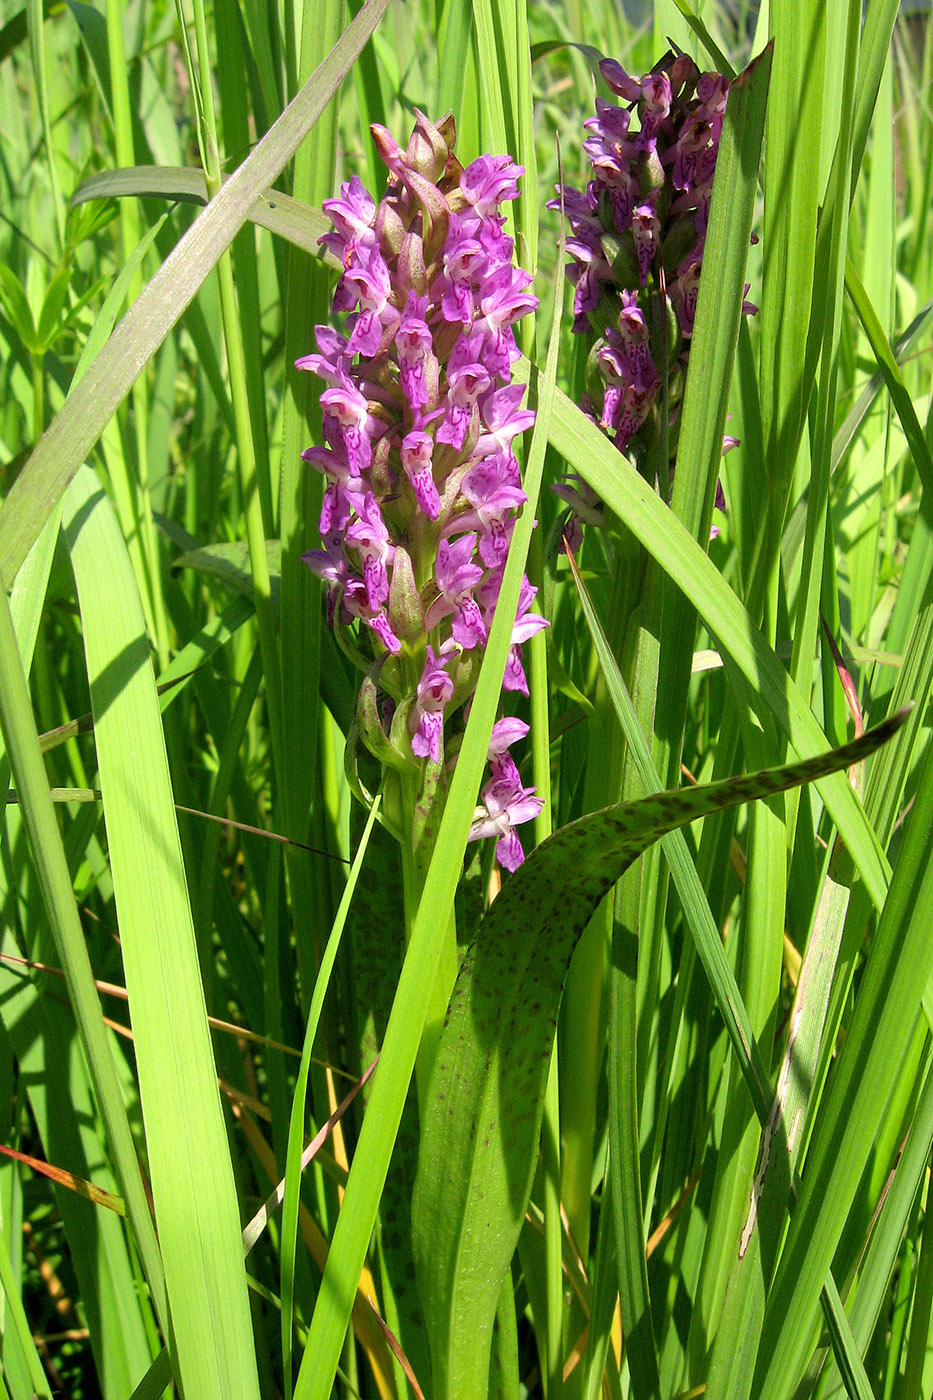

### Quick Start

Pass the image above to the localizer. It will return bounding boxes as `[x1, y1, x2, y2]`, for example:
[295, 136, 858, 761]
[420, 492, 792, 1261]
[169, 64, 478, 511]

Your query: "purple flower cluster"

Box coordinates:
[549, 54, 745, 460]
[300, 112, 545, 870]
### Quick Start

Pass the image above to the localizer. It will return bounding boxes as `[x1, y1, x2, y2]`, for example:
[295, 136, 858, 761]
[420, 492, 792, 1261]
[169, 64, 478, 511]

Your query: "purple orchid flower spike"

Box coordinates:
[549, 49, 757, 547]
[298, 111, 545, 875]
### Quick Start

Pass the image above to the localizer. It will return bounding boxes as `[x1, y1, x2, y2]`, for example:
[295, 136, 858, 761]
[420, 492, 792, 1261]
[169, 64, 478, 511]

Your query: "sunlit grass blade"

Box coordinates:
[753, 740, 933, 1400]
[0, 553, 168, 1348]
[844, 257, 933, 499]
[63, 465, 260, 1399]
[831, 295, 933, 473]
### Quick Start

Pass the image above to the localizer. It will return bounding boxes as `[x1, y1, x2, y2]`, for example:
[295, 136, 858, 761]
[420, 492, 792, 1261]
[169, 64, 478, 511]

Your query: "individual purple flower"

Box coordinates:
[460, 154, 524, 218]
[320, 373, 381, 477]
[473, 384, 537, 471]
[635, 71, 672, 153]
[294, 326, 352, 384]
[410, 644, 457, 761]
[396, 292, 433, 408]
[400, 429, 440, 520]
[475, 265, 537, 378]
[475, 571, 547, 697]
[438, 356, 491, 451]
[453, 454, 528, 568]
[319, 176, 377, 264]
[427, 534, 488, 649]
[468, 719, 542, 871]
[344, 490, 394, 612]
[599, 58, 642, 102]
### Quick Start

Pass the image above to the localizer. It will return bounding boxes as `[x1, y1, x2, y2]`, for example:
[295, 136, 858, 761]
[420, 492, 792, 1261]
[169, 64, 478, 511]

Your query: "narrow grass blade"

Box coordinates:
[0, 554, 168, 1346]
[531, 373, 891, 911]
[819, 1052, 933, 1398]
[844, 257, 933, 499]
[63, 466, 260, 1400]
[753, 737, 933, 1400]
[0, 1218, 51, 1400]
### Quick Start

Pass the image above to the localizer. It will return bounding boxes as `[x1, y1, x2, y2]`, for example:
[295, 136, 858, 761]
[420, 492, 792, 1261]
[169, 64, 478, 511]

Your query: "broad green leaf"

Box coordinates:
[411, 712, 906, 1399]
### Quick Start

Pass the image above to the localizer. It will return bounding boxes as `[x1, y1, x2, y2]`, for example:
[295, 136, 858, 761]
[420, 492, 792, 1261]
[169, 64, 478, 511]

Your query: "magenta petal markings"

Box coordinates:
[299, 112, 544, 870]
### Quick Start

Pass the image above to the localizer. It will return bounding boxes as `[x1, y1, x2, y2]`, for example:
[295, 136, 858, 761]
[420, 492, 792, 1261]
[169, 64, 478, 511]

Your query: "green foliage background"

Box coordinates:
[0, 1, 931, 1398]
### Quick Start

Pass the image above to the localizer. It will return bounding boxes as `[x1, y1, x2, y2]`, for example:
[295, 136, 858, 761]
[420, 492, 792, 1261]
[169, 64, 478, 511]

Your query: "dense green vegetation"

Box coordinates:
[0, 1, 931, 1397]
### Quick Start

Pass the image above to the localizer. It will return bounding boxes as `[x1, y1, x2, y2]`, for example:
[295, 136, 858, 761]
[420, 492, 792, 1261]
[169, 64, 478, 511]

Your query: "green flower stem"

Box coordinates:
[388, 764, 459, 1114]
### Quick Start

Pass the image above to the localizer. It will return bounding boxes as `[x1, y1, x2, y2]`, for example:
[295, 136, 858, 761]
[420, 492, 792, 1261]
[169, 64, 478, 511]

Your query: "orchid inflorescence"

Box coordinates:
[299, 112, 545, 872]
[549, 53, 748, 541]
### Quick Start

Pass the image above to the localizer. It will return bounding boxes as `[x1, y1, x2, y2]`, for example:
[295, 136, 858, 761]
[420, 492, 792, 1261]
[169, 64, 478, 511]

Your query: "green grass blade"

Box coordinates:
[844, 257, 933, 500]
[0, 1218, 51, 1400]
[0, 548, 168, 1345]
[63, 465, 260, 1400]
[819, 1051, 933, 1399]
[753, 738, 933, 1400]
[72, 166, 333, 259]
[533, 373, 891, 910]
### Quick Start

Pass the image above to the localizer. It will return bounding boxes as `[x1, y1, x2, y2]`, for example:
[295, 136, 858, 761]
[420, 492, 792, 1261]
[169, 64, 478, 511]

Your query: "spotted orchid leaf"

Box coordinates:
[411, 709, 907, 1399]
